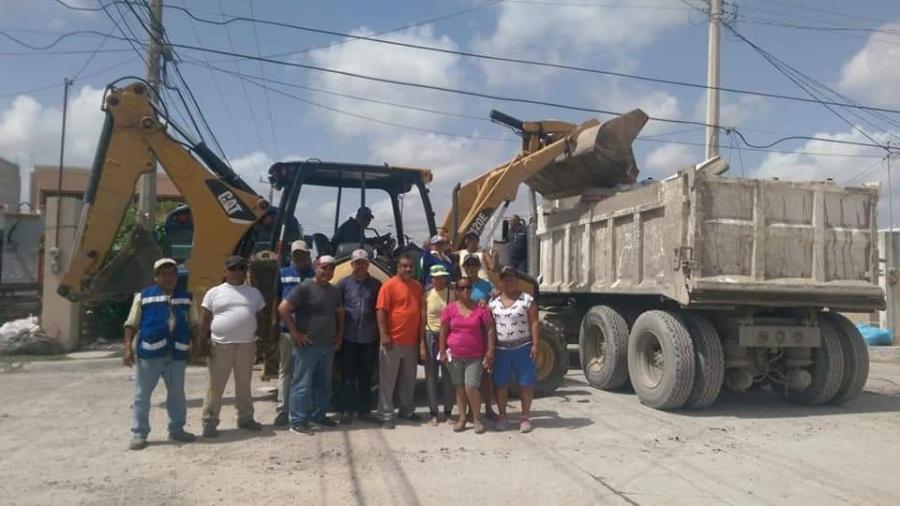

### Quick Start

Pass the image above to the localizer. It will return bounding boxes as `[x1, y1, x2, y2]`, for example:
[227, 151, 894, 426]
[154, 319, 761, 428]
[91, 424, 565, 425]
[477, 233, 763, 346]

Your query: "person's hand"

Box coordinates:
[530, 344, 539, 362]
[419, 345, 427, 364]
[484, 350, 495, 372]
[122, 347, 135, 367]
[438, 350, 448, 363]
[292, 330, 311, 347]
[334, 334, 343, 352]
[380, 334, 393, 349]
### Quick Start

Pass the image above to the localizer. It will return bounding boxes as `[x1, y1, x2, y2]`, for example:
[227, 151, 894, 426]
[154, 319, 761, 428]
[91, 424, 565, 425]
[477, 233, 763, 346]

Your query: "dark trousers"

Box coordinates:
[340, 341, 378, 414]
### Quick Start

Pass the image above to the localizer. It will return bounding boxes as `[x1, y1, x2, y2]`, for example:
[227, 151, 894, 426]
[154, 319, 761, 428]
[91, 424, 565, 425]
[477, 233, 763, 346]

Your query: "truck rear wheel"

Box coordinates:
[785, 317, 845, 405]
[820, 313, 868, 405]
[579, 306, 630, 390]
[627, 310, 695, 410]
[533, 318, 568, 397]
[680, 312, 724, 409]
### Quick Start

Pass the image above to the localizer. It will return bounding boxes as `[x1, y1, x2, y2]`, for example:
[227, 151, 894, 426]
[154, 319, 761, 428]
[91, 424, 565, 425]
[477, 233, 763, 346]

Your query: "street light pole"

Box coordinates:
[137, 0, 164, 228]
[705, 0, 722, 160]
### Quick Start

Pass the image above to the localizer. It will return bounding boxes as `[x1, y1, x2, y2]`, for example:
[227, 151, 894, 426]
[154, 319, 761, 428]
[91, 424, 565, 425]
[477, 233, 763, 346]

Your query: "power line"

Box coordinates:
[48, 0, 900, 117]
[247, 0, 281, 159]
[0, 55, 137, 98]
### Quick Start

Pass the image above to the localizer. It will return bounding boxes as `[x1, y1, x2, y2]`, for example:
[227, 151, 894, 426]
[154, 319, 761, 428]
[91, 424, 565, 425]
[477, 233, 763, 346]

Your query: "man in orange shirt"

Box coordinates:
[376, 253, 424, 429]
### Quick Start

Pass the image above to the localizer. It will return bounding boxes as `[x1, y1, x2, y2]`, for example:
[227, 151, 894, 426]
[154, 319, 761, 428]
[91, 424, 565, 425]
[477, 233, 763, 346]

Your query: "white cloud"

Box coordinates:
[642, 142, 699, 178]
[587, 83, 682, 136]
[305, 26, 462, 136]
[229, 151, 274, 197]
[474, 3, 689, 88]
[0, 86, 105, 167]
[839, 22, 900, 107]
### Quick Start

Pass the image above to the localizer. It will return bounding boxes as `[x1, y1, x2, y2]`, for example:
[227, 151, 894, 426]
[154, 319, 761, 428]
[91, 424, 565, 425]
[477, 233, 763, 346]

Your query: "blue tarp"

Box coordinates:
[856, 324, 893, 346]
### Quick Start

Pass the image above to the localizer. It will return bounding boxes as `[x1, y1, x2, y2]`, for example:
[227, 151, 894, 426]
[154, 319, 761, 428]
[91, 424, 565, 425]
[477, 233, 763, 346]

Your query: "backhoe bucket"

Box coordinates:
[83, 224, 161, 302]
[527, 109, 649, 199]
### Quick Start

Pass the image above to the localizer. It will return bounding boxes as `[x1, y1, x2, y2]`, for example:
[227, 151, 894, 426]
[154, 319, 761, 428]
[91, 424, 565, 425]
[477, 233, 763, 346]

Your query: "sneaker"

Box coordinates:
[168, 430, 196, 443]
[494, 416, 508, 432]
[520, 419, 533, 433]
[473, 421, 486, 434]
[237, 419, 264, 431]
[273, 412, 289, 428]
[359, 412, 382, 425]
[290, 422, 312, 435]
[340, 412, 353, 425]
[400, 412, 422, 423]
[381, 419, 396, 430]
[313, 417, 338, 428]
[128, 436, 147, 451]
[202, 426, 219, 438]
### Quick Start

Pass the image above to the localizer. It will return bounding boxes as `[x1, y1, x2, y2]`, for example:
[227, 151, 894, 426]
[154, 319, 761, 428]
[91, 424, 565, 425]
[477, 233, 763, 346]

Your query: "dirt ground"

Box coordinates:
[2, 350, 899, 506]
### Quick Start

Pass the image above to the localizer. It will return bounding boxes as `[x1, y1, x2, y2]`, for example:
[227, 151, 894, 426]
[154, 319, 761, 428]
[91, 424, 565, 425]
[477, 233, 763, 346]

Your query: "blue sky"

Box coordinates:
[2, 0, 899, 238]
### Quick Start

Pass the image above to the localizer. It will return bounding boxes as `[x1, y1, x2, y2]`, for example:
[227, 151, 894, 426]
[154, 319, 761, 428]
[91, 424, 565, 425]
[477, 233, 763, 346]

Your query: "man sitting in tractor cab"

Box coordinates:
[331, 206, 374, 252]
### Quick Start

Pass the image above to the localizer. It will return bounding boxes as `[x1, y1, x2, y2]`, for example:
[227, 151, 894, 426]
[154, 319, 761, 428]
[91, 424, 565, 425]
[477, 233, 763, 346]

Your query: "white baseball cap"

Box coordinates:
[291, 240, 310, 253]
[153, 258, 177, 272]
[351, 249, 369, 262]
[430, 234, 447, 244]
[318, 255, 337, 265]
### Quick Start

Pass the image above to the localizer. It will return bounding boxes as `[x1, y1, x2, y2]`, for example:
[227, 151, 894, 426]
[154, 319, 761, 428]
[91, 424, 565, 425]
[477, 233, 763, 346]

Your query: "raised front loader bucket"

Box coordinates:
[527, 109, 649, 199]
[82, 224, 161, 302]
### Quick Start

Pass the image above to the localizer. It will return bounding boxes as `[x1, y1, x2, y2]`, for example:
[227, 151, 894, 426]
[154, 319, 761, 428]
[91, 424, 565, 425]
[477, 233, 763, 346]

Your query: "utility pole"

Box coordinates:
[137, 0, 163, 228]
[55, 77, 74, 248]
[705, 0, 722, 160]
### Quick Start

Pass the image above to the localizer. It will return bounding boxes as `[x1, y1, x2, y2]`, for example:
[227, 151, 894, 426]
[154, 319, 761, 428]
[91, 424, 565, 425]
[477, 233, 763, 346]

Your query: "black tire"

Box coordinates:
[680, 312, 725, 409]
[579, 306, 630, 390]
[627, 310, 696, 410]
[786, 318, 845, 405]
[534, 317, 568, 397]
[819, 313, 869, 405]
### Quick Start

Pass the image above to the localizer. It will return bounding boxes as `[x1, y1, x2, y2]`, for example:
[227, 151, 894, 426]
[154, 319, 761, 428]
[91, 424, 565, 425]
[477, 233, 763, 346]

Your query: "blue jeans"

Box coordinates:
[131, 356, 187, 437]
[289, 344, 334, 425]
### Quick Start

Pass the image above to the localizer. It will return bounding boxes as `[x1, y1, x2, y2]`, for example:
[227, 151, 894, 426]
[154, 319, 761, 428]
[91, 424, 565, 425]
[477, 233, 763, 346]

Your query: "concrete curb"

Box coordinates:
[869, 345, 900, 363]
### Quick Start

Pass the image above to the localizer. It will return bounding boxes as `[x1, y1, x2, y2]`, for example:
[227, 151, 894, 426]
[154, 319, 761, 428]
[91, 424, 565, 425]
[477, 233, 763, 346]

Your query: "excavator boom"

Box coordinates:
[58, 81, 269, 303]
[442, 109, 648, 247]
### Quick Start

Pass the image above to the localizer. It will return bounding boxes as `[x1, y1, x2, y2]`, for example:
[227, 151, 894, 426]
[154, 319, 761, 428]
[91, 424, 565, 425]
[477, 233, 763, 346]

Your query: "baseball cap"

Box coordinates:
[357, 206, 374, 219]
[429, 264, 450, 278]
[463, 253, 481, 265]
[500, 265, 518, 278]
[290, 240, 310, 253]
[431, 234, 447, 244]
[318, 255, 337, 265]
[464, 230, 479, 240]
[153, 258, 177, 272]
[350, 249, 369, 263]
[224, 255, 246, 268]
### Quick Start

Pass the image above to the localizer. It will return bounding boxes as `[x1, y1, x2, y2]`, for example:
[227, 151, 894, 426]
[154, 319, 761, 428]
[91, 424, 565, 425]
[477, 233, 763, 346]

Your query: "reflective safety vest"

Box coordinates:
[279, 264, 314, 330]
[137, 285, 193, 360]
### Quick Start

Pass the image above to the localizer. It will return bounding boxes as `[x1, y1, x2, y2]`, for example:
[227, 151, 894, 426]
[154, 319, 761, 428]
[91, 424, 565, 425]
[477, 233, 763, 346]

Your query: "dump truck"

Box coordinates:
[531, 160, 882, 409]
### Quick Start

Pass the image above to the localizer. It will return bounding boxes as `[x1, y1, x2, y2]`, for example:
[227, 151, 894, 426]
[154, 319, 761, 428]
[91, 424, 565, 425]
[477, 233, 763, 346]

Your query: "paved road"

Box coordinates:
[2, 351, 899, 505]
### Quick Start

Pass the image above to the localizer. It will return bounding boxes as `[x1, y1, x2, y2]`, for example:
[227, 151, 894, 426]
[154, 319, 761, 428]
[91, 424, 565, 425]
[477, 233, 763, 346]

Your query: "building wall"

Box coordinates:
[0, 157, 21, 211]
[29, 165, 181, 209]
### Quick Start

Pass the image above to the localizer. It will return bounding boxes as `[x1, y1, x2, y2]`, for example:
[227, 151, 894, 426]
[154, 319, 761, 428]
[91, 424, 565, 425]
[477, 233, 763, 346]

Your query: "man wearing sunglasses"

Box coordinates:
[199, 255, 267, 437]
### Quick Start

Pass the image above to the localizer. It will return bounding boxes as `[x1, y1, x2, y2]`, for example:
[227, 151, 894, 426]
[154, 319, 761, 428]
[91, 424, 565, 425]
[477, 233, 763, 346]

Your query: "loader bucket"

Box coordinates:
[527, 109, 649, 199]
[82, 224, 162, 301]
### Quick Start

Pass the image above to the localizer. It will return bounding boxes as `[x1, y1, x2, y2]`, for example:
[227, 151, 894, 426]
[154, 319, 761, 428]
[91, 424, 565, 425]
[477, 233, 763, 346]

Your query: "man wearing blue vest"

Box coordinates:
[123, 258, 196, 451]
[273, 240, 316, 427]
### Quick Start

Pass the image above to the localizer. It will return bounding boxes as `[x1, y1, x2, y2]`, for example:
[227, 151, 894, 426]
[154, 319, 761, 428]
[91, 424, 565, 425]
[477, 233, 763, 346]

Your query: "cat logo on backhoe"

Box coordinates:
[217, 190, 241, 216]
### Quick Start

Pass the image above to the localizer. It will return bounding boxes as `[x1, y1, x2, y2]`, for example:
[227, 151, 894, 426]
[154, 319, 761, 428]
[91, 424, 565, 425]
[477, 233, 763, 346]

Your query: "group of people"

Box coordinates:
[123, 226, 539, 450]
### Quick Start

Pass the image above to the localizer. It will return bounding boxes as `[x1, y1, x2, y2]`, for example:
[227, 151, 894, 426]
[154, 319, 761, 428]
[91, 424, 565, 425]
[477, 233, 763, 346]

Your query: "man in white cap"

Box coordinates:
[277, 255, 344, 434]
[123, 258, 196, 450]
[420, 233, 454, 290]
[336, 249, 382, 425]
[273, 240, 316, 427]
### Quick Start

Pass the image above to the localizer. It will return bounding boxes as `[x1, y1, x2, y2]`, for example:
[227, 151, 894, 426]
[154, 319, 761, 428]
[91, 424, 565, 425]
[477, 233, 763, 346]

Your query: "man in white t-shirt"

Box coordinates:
[199, 255, 267, 437]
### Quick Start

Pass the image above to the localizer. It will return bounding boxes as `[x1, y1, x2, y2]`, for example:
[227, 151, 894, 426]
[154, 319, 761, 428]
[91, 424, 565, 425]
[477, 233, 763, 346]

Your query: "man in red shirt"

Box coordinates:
[376, 253, 423, 429]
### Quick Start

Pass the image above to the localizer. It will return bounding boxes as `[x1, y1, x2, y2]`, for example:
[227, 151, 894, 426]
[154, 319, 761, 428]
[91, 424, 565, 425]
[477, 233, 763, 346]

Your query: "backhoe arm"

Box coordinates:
[58, 81, 268, 302]
[441, 110, 648, 249]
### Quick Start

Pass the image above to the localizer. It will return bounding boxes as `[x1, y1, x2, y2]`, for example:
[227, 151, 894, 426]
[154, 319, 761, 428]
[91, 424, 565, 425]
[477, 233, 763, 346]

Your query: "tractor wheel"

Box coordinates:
[627, 310, 696, 410]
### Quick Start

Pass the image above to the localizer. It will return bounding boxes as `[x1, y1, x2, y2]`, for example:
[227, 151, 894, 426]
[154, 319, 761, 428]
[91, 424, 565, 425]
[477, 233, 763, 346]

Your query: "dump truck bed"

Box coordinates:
[537, 171, 884, 312]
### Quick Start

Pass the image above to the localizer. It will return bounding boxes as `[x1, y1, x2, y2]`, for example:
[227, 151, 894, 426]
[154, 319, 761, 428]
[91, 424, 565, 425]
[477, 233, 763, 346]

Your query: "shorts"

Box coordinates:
[447, 357, 484, 387]
[492, 345, 537, 387]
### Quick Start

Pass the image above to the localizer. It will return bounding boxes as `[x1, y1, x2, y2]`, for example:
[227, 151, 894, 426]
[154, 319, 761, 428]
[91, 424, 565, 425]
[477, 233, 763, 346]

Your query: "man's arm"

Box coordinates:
[376, 309, 392, 348]
[198, 307, 213, 342]
[277, 298, 310, 346]
[419, 294, 428, 362]
[122, 293, 141, 366]
[123, 327, 136, 367]
[335, 305, 345, 351]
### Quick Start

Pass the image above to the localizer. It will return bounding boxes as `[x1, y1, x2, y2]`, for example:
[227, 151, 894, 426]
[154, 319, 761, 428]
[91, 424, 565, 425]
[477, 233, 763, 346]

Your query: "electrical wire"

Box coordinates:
[48, 0, 900, 117]
[0, 54, 137, 98]
[247, 0, 281, 159]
